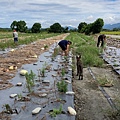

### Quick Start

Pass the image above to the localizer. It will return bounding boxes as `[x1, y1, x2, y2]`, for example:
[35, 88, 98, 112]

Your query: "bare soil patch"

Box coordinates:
[73, 66, 120, 120]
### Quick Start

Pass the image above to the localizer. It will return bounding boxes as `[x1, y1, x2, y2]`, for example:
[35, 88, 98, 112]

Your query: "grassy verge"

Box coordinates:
[66, 32, 104, 67]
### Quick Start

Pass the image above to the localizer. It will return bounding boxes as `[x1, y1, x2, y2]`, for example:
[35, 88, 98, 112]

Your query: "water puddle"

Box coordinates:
[0, 44, 75, 120]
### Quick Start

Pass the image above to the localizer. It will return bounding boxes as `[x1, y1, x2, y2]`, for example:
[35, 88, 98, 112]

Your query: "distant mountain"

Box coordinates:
[103, 23, 120, 30]
[64, 26, 77, 30]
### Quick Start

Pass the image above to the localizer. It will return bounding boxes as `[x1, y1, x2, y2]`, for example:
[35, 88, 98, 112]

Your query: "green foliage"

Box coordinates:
[61, 68, 65, 77]
[4, 104, 11, 111]
[57, 80, 68, 93]
[101, 31, 120, 35]
[66, 32, 104, 67]
[10, 20, 27, 32]
[31, 23, 41, 33]
[49, 23, 62, 33]
[39, 62, 48, 77]
[78, 22, 87, 33]
[17, 93, 23, 99]
[44, 44, 48, 49]
[97, 76, 113, 86]
[78, 18, 104, 35]
[0, 32, 60, 49]
[10, 21, 18, 30]
[85, 23, 93, 35]
[92, 18, 104, 34]
[25, 70, 36, 92]
[3, 104, 14, 114]
[40, 67, 45, 77]
[77, 45, 103, 67]
[52, 48, 59, 58]
[49, 104, 63, 117]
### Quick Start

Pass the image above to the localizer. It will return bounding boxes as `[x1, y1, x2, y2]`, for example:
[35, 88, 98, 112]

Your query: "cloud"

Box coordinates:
[0, 0, 120, 28]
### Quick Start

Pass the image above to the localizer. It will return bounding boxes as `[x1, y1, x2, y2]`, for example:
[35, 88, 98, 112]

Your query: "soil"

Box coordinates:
[0, 33, 120, 120]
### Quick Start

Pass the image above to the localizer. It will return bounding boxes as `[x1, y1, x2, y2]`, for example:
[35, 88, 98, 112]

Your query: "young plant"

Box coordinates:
[64, 56, 68, 61]
[44, 44, 48, 50]
[49, 104, 62, 117]
[40, 67, 45, 77]
[17, 93, 23, 99]
[25, 70, 36, 92]
[52, 48, 59, 58]
[3, 104, 13, 114]
[97, 76, 113, 87]
[57, 80, 68, 93]
[61, 68, 65, 77]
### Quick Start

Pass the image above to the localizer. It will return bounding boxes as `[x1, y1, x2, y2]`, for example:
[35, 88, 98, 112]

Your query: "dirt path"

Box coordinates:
[73, 66, 120, 120]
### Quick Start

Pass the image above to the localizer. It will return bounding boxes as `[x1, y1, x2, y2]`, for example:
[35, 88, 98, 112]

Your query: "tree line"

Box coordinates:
[10, 18, 104, 35]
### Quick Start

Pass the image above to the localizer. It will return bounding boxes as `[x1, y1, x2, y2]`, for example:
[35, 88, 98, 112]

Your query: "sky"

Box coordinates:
[0, 0, 120, 28]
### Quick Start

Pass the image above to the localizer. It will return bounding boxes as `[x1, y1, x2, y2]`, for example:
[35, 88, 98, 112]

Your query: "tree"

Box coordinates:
[78, 22, 87, 33]
[10, 20, 27, 32]
[92, 18, 104, 34]
[10, 21, 18, 30]
[85, 23, 93, 35]
[17, 20, 27, 32]
[49, 23, 62, 33]
[78, 18, 104, 35]
[31, 23, 41, 33]
[62, 27, 68, 33]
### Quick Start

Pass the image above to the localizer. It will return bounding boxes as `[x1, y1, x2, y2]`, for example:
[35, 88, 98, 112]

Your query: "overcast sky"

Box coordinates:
[0, 0, 120, 28]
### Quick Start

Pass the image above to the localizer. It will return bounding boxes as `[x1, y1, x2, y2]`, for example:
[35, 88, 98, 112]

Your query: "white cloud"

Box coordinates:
[0, 0, 120, 28]
[85, 15, 94, 23]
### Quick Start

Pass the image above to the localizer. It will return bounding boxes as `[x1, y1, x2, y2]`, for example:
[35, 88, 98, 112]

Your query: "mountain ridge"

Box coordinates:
[103, 23, 120, 30]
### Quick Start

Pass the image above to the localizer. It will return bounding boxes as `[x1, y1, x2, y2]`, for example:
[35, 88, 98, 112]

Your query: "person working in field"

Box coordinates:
[97, 34, 107, 54]
[13, 30, 18, 44]
[58, 40, 72, 56]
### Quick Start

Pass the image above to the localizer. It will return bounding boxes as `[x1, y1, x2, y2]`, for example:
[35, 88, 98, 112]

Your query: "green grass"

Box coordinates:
[0, 31, 61, 49]
[66, 32, 104, 67]
[101, 31, 120, 35]
[0, 31, 105, 67]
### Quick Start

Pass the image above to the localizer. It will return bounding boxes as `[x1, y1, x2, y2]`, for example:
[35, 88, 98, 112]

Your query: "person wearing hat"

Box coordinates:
[58, 40, 72, 56]
[13, 30, 18, 44]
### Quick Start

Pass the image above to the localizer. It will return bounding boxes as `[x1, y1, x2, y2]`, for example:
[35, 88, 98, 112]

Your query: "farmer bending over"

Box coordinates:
[97, 34, 107, 54]
[58, 40, 72, 56]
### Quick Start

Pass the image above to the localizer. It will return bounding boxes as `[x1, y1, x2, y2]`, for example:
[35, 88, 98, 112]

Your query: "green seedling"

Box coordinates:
[44, 45, 48, 50]
[25, 70, 36, 92]
[57, 80, 68, 93]
[17, 93, 23, 99]
[61, 68, 65, 77]
[40, 67, 45, 77]
[52, 48, 59, 58]
[49, 104, 62, 117]
[3, 104, 13, 114]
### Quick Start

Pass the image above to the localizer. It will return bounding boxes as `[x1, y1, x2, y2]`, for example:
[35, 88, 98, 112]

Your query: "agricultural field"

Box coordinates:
[0, 31, 60, 49]
[0, 31, 120, 120]
[101, 31, 120, 35]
